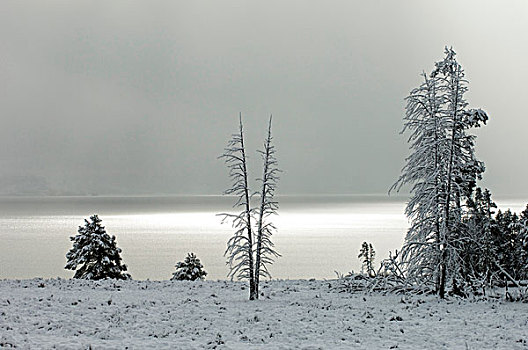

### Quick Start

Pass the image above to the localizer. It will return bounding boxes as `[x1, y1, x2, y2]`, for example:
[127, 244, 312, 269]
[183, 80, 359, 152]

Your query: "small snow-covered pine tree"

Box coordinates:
[65, 214, 130, 280]
[171, 252, 207, 281]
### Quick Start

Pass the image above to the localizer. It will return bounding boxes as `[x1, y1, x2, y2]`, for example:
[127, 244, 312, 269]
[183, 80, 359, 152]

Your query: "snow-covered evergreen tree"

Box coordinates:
[65, 214, 130, 280]
[493, 209, 524, 280]
[171, 253, 207, 281]
[519, 205, 528, 278]
[430, 47, 487, 297]
[461, 195, 528, 290]
[391, 47, 488, 297]
[461, 187, 497, 289]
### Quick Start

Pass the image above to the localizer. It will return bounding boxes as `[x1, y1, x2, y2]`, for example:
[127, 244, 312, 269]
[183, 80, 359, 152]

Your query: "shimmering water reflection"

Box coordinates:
[1, 195, 523, 280]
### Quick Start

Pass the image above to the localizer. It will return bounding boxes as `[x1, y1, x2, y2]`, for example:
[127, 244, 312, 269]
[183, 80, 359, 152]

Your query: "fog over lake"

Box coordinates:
[1, 1, 528, 197]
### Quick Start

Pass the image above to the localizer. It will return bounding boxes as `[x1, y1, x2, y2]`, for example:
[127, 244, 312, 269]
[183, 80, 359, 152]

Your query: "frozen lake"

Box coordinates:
[0, 195, 525, 280]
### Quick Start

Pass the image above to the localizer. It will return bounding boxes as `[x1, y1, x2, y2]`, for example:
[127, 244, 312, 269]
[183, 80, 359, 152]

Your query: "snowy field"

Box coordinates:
[1, 279, 527, 349]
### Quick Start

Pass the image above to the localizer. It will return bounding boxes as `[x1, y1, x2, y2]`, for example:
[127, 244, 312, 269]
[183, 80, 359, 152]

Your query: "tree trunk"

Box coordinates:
[238, 115, 256, 301]
[254, 148, 269, 300]
[440, 71, 460, 299]
[254, 116, 274, 300]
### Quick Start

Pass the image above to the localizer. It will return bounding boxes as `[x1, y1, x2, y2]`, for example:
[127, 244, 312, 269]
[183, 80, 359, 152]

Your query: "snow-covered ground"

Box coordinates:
[1, 279, 527, 349]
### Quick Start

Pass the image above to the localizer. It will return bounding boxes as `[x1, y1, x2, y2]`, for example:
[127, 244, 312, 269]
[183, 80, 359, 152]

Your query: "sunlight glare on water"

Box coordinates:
[0, 195, 408, 280]
[1, 195, 522, 281]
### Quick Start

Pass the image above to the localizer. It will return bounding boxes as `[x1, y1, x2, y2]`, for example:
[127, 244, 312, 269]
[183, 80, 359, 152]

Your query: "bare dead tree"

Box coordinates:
[219, 113, 256, 299]
[254, 115, 281, 299]
[220, 114, 281, 300]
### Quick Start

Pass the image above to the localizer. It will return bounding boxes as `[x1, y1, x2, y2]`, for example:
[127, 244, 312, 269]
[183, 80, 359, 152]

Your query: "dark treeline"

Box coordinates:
[460, 188, 528, 289]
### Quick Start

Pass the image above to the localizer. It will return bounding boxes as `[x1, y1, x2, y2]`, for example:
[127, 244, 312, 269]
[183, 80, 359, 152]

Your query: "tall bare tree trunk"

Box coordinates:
[254, 116, 272, 299]
[440, 63, 461, 299]
[220, 113, 256, 300]
[254, 115, 280, 299]
[238, 115, 257, 300]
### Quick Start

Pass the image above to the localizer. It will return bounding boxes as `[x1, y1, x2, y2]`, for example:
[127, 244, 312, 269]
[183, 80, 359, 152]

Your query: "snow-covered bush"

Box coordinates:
[65, 214, 130, 280]
[171, 253, 207, 281]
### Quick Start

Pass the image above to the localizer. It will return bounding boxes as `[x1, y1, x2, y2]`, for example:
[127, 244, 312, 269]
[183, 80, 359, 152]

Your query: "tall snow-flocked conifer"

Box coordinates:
[65, 214, 130, 280]
[390, 70, 447, 289]
[391, 47, 488, 298]
[431, 48, 487, 297]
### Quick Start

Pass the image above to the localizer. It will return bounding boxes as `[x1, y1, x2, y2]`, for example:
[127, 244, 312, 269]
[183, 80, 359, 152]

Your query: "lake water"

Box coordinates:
[0, 195, 525, 281]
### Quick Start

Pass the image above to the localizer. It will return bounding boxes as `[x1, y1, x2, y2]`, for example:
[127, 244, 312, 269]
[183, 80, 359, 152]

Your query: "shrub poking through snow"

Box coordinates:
[358, 242, 376, 277]
[171, 253, 207, 281]
[65, 214, 130, 280]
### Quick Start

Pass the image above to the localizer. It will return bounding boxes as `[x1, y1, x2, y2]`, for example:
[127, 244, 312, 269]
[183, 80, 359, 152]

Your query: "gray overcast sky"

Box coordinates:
[1, 1, 527, 196]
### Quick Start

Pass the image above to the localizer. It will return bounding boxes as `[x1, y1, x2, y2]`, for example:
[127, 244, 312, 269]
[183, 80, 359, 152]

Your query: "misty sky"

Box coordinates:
[1, 1, 527, 196]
